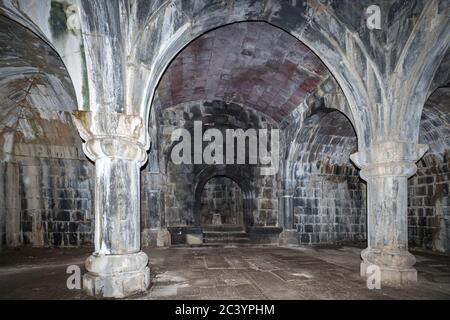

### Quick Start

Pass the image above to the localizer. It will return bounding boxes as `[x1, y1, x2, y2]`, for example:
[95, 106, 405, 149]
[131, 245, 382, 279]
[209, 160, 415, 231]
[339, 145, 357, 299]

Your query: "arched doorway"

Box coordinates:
[193, 165, 255, 228]
[198, 175, 249, 245]
[199, 176, 244, 227]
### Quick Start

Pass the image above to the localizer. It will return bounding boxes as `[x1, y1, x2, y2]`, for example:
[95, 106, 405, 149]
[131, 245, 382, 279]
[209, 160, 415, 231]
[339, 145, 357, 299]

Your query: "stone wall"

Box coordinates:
[287, 111, 366, 245]
[157, 100, 279, 229]
[294, 167, 366, 245]
[0, 86, 95, 248]
[0, 86, 447, 251]
[408, 155, 450, 252]
[0, 142, 94, 248]
[200, 176, 243, 225]
[407, 88, 450, 253]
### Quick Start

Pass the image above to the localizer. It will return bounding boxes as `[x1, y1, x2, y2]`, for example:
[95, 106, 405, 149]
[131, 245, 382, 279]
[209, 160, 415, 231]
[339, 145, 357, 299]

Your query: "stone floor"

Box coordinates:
[0, 245, 450, 299]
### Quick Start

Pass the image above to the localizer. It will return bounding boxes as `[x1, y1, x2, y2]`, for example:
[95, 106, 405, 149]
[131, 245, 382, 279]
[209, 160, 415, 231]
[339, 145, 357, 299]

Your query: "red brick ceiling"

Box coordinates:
[156, 22, 330, 123]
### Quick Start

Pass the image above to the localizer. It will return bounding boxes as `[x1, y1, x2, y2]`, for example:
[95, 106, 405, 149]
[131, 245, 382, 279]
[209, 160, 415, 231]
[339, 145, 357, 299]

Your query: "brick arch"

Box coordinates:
[284, 108, 357, 183]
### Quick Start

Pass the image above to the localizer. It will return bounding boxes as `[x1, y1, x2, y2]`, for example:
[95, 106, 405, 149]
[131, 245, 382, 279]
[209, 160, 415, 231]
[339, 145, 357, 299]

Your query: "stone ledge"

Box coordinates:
[247, 226, 283, 244]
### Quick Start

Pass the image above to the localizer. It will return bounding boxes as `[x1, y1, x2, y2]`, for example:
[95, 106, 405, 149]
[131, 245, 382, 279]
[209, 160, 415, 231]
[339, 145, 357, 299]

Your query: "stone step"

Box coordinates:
[202, 225, 245, 232]
[202, 225, 250, 246]
[203, 231, 249, 239]
[203, 237, 250, 244]
[201, 242, 253, 247]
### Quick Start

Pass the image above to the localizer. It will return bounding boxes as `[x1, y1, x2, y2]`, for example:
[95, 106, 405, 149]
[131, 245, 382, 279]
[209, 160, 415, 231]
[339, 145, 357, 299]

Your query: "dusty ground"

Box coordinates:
[0, 245, 449, 300]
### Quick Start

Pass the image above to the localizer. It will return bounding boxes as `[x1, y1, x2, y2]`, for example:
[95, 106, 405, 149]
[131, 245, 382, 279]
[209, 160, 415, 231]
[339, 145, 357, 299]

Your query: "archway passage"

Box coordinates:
[200, 176, 244, 227]
[199, 176, 251, 245]
[152, 21, 331, 247]
[281, 109, 365, 245]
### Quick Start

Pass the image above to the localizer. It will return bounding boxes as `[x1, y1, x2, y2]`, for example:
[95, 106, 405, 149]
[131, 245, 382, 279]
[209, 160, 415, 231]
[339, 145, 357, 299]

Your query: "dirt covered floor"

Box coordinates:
[0, 245, 450, 300]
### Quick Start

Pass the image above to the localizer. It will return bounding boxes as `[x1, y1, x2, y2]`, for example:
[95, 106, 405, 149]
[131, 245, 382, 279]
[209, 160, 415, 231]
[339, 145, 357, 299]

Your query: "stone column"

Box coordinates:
[351, 141, 428, 285]
[72, 111, 150, 298]
[279, 179, 299, 245]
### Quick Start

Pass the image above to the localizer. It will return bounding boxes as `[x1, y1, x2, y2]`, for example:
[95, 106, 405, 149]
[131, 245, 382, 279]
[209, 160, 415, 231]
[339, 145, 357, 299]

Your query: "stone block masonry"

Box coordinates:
[1, 144, 94, 248]
[285, 110, 366, 245]
[408, 155, 450, 252]
[294, 167, 366, 245]
[0, 0, 449, 297]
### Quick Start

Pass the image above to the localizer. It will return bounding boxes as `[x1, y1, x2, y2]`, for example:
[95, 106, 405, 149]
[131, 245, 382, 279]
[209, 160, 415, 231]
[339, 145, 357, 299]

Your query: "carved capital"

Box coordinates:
[350, 140, 428, 179]
[360, 161, 418, 180]
[71, 111, 148, 165]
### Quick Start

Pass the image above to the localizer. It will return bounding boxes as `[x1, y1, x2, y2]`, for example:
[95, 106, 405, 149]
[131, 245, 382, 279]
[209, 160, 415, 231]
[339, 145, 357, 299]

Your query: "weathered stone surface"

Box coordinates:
[0, 0, 449, 298]
[83, 252, 150, 298]
[3, 246, 450, 299]
[282, 110, 366, 245]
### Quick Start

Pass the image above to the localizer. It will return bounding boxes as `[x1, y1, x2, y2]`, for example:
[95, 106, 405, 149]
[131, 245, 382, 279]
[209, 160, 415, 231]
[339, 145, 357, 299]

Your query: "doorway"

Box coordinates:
[199, 176, 244, 227]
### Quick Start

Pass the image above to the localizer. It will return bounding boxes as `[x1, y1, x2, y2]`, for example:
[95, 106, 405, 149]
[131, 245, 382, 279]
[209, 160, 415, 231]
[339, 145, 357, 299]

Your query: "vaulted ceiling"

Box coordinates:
[155, 22, 330, 123]
[0, 15, 77, 152]
[0, 15, 75, 113]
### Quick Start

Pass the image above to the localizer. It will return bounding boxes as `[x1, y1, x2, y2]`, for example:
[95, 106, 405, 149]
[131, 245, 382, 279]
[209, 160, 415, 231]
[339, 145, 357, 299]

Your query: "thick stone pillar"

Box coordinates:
[351, 141, 428, 285]
[72, 111, 150, 298]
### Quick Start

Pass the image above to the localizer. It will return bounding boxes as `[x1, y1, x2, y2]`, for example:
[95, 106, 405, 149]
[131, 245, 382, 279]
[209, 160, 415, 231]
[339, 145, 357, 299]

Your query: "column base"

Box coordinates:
[360, 248, 417, 286]
[83, 251, 150, 298]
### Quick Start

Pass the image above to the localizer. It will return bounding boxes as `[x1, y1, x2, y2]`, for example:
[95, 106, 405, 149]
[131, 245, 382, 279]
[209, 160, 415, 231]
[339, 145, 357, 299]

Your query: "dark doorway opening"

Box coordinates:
[199, 176, 244, 227]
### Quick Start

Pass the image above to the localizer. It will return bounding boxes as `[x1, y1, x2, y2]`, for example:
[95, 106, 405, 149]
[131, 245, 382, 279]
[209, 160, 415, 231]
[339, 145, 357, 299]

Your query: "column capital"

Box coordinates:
[350, 140, 428, 179]
[71, 111, 148, 165]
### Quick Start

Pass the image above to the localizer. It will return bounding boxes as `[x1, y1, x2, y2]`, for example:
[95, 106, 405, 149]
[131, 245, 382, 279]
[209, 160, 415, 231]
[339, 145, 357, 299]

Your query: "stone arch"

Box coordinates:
[0, 5, 89, 112]
[193, 166, 255, 227]
[408, 86, 450, 252]
[0, 13, 80, 161]
[198, 176, 244, 226]
[282, 94, 357, 186]
[418, 86, 450, 164]
[0, 14, 92, 248]
[397, 15, 450, 144]
[140, 0, 370, 150]
[0, 8, 54, 50]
